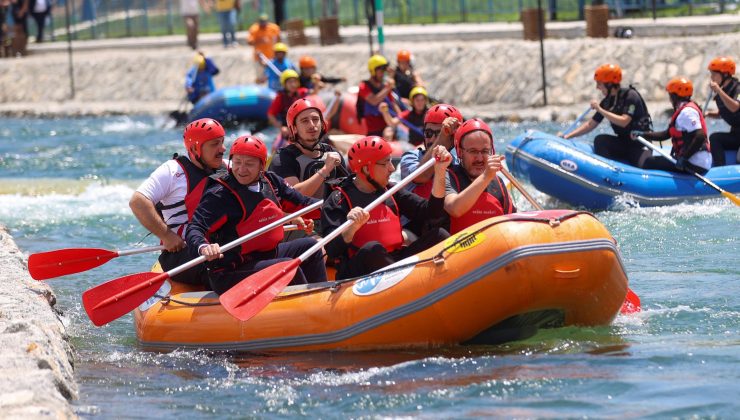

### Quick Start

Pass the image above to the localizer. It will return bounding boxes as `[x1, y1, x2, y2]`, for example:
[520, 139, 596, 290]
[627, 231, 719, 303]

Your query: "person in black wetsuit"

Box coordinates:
[705, 56, 740, 166]
[560, 63, 653, 167]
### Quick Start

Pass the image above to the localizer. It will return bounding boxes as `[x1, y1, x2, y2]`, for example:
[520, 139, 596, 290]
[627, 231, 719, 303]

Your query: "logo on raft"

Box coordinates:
[560, 159, 578, 172]
[353, 255, 419, 296]
[443, 231, 486, 253]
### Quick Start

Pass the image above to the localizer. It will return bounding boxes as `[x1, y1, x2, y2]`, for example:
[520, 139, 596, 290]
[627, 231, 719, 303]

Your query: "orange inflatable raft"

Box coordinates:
[134, 210, 629, 352]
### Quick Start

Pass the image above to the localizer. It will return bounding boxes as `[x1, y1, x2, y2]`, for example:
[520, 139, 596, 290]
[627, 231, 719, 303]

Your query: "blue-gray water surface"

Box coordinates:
[1, 115, 738, 418]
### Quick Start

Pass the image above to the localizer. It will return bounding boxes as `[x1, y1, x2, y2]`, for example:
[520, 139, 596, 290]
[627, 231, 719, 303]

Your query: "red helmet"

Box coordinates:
[286, 97, 327, 138]
[183, 118, 225, 158]
[229, 135, 268, 166]
[299, 55, 317, 69]
[454, 118, 494, 157]
[666, 77, 693, 98]
[594, 63, 622, 84]
[423, 104, 463, 125]
[348, 136, 392, 183]
[397, 49, 412, 62]
[708, 56, 736, 75]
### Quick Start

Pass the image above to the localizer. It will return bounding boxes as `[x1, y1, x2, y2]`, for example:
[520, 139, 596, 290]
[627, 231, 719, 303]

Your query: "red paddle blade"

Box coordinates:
[82, 272, 169, 326]
[620, 288, 642, 315]
[28, 248, 117, 280]
[220, 259, 301, 322]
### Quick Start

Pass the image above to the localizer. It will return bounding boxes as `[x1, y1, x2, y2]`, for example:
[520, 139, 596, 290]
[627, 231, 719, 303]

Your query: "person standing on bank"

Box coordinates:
[247, 14, 280, 73]
[705, 56, 740, 166]
[187, 136, 327, 294]
[634, 77, 712, 174]
[28, 0, 51, 43]
[320, 137, 452, 280]
[560, 64, 653, 167]
[130, 118, 227, 286]
[180, 0, 210, 50]
[443, 119, 516, 234]
[214, 0, 239, 48]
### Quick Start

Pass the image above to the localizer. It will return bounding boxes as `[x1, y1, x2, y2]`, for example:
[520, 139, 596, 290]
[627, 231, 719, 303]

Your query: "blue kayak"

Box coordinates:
[505, 130, 740, 210]
[187, 85, 275, 123]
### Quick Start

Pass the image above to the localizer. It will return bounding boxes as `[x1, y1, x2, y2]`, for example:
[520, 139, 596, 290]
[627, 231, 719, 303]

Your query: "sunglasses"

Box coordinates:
[424, 128, 441, 138]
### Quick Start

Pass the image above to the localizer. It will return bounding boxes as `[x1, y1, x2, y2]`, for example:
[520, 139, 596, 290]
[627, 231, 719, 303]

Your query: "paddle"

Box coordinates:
[500, 166, 641, 314]
[387, 106, 425, 138]
[220, 157, 439, 321]
[81, 202, 323, 326]
[29, 245, 164, 280]
[562, 106, 592, 137]
[702, 88, 714, 114]
[635, 135, 740, 206]
[258, 52, 283, 78]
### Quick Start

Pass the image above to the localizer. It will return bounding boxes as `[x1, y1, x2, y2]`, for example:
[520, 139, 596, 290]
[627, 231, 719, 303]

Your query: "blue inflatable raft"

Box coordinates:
[187, 85, 275, 123]
[505, 130, 740, 210]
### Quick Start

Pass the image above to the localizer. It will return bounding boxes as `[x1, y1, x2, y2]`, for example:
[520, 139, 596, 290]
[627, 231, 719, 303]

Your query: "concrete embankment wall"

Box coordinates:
[0, 32, 738, 119]
[0, 226, 77, 418]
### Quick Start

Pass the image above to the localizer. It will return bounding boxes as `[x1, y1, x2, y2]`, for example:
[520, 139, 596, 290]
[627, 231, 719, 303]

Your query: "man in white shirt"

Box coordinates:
[633, 77, 712, 174]
[130, 118, 227, 284]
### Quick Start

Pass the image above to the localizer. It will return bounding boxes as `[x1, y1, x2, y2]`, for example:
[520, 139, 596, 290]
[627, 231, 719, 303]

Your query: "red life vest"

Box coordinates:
[272, 88, 309, 124]
[447, 164, 514, 234]
[215, 174, 285, 255]
[165, 155, 225, 236]
[668, 101, 709, 158]
[335, 185, 404, 257]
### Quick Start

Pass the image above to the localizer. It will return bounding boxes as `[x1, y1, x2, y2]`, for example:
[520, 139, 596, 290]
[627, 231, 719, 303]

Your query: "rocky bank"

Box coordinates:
[0, 226, 77, 418]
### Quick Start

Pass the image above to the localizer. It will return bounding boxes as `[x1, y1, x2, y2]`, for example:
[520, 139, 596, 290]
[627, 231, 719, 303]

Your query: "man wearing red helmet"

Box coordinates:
[635, 77, 711, 174]
[443, 119, 516, 234]
[320, 137, 452, 280]
[705, 56, 740, 166]
[561, 64, 653, 167]
[186, 136, 327, 294]
[130, 118, 227, 285]
[400, 104, 463, 199]
[268, 98, 347, 200]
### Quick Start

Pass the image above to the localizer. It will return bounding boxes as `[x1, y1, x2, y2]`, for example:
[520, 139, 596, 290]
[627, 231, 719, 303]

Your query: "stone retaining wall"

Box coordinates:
[0, 32, 737, 117]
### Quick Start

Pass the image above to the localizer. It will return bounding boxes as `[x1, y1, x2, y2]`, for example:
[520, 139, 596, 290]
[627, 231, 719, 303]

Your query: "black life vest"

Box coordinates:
[158, 155, 226, 236]
[602, 85, 652, 137]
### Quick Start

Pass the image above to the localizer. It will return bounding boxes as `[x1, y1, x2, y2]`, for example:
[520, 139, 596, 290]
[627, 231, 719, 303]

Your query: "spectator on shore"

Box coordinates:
[0, 0, 10, 57]
[214, 0, 239, 48]
[28, 0, 51, 43]
[180, 0, 210, 50]
[11, 0, 29, 56]
[247, 13, 280, 73]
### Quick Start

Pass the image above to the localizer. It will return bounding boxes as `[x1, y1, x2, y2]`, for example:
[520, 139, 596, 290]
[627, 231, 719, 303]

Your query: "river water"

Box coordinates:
[1, 115, 738, 418]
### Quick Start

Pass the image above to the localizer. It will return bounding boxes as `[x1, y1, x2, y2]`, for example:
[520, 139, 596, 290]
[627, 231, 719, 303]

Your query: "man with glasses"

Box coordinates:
[398, 103, 463, 236]
[443, 119, 516, 234]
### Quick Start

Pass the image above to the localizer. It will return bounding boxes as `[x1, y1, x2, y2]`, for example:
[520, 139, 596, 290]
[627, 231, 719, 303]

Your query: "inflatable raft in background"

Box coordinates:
[135, 210, 629, 352]
[505, 130, 740, 210]
[187, 85, 276, 123]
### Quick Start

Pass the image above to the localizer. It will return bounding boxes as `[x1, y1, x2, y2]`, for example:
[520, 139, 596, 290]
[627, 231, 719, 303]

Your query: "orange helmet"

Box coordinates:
[594, 64, 622, 84]
[665, 77, 693, 98]
[397, 49, 412, 62]
[299, 55, 317, 69]
[708, 56, 736, 76]
[183, 118, 225, 158]
[348, 136, 392, 184]
[229, 135, 268, 166]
